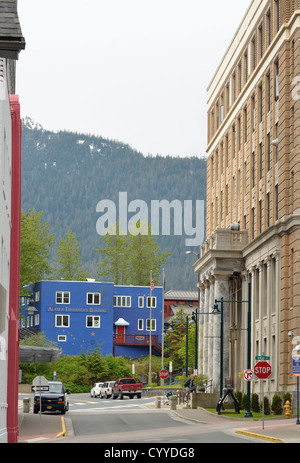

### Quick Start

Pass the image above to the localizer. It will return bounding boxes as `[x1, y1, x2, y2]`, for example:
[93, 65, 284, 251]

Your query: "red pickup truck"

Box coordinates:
[111, 378, 142, 400]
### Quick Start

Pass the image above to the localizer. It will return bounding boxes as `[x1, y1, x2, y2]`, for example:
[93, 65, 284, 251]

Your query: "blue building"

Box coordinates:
[20, 280, 163, 359]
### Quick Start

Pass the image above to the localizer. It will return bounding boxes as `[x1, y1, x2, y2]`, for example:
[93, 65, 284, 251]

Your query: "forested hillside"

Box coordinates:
[21, 118, 207, 290]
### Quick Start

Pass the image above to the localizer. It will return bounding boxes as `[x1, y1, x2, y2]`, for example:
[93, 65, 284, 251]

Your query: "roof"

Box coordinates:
[0, 0, 25, 59]
[19, 345, 62, 363]
[164, 290, 198, 301]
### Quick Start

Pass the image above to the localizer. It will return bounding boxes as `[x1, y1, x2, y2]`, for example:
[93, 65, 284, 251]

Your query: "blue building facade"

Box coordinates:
[20, 280, 163, 359]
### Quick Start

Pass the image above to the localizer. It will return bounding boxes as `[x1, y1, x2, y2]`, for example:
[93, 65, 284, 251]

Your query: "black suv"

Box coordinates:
[34, 381, 70, 414]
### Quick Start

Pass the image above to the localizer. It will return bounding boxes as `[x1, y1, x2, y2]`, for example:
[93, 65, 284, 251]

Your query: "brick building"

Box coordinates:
[194, 0, 300, 397]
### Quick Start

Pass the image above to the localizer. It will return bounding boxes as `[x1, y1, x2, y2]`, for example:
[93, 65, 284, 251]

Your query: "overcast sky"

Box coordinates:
[17, 0, 251, 158]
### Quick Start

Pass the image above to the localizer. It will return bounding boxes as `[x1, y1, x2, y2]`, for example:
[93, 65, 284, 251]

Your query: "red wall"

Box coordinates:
[7, 95, 21, 443]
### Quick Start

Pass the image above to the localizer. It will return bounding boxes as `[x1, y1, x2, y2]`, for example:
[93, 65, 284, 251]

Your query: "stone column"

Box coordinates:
[207, 275, 215, 382]
[212, 275, 230, 394]
[203, 278, 210, 375]
[198, 282, 205, 374]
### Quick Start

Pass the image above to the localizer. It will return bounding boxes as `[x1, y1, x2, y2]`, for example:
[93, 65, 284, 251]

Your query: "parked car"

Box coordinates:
[111, 378, 142, 399]
[33, 381, 70, 414]
[100, 381, 116, 399]
[90, 382, 104, 397]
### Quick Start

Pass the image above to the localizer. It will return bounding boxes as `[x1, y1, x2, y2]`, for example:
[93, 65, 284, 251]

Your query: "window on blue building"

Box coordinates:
[146, 319, 156, 331]
[87, 292, 101, 305]
[55, 314, 70, 327]
[113, 296, 131, 307]
[138, 296, 144, 308]
[147, 297, 156, 308]
[138, 319, 143, 330]
[86, 315, 100, 328]
[56, 291, 70, 304]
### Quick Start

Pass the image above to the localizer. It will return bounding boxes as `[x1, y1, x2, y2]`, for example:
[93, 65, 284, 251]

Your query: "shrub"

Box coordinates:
[241, 393, 248, 410]
[235, 391, 242, 407]
[271, 394, 283, 415]
[251, 393, 260, 413]
[262, 396, 271, 415]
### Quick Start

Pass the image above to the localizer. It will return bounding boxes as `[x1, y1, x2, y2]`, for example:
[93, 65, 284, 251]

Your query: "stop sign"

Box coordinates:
[254, 361, 272, 379]
[159, 369, 169, 379]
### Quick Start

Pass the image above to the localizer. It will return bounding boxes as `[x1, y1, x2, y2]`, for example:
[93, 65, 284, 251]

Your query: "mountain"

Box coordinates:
[21, 117, 207, 290]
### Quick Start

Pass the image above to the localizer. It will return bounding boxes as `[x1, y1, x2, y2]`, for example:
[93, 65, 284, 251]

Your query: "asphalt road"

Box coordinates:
[53, 393, 261, 444]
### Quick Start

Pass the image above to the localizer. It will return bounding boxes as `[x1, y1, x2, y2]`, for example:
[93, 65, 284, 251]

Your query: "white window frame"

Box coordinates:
[113, 295, 131, 307]
[56, 291, 70, 304]
[86, 315, 101, 328]
[58, 335, 67, 342]
[35, 291, 40, 302]
[146, 319, 156, 331]
[138, 296, 144, 308]
[55, 314, 70, 327]
[147, 296, 157, 308]
[86, 292, 101, 305]
[138, 319, 144, 331]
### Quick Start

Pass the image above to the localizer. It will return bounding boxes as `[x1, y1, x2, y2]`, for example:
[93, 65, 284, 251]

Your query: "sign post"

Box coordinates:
[32, 376, 49, 434]
[254, 358, 272, 430]
[292, 352, 300, 425]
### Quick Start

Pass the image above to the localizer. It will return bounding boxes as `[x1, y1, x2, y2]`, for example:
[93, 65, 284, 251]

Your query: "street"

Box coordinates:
[19, 393, 264, 444]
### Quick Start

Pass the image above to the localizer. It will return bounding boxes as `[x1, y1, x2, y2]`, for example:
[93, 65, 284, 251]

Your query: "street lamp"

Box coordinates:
[25, 294, 38, 315]
[186, 250, 200, 373]
[213, 282, 252, 418]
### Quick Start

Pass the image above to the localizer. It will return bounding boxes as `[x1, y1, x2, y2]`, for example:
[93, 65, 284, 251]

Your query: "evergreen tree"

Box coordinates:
[20, 209, 55, 289]
[54, 229, 88, 281]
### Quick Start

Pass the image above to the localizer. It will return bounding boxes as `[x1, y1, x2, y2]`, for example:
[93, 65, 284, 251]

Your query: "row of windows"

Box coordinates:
[209, 58, 280, 237]
[209, 0, 281, 141]
[113, 295, 157, 308]
[55, 314, 157, 332]
[53, 292, 157, 308]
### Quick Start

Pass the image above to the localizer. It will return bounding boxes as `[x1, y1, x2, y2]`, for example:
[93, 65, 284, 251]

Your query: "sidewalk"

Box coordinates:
[18, 397, 67, 443]
[150, 397, 300, 443]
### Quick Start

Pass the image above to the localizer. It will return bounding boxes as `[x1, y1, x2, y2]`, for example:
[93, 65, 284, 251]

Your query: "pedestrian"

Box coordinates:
[184, 374, 195, 402]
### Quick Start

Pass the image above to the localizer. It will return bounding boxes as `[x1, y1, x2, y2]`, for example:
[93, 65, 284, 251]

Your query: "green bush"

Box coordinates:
[251, 393, 260, 413]
[271, 394, 283, 415]
[283, 392, 292, 408]
[235, 391, 242, 407]
[241, 393, 248, 410]
[262, 396, 271, 415]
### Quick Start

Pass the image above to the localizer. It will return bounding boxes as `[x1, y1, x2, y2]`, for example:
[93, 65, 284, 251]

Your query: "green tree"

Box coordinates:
[96, 222, 170, 286]
[95, 222, 129, 285]
[20, 209, 55, 288]
[54, 229, 88, 281]
[125, 225, 170, 286]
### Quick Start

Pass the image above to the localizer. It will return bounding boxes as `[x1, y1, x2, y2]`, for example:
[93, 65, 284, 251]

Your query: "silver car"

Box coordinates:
[100, 381, 116, 399]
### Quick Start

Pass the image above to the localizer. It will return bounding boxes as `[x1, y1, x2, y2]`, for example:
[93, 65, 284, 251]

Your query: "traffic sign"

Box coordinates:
[254, 361, 272, 379]
[159, 369, 169, 379]
[293, 355, 300, 377]
[243, 369, 254, 381]
[32, 375, 49, 392]
[31, 385, 49, 392]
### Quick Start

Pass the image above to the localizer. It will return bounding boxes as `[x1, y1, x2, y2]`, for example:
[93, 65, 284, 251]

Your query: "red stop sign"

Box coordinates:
[159, 369, 169, 379]
[254, 361, 272, 379]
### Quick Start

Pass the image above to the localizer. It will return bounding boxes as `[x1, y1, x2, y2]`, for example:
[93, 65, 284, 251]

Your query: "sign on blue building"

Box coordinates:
[20, 280, 163, 359]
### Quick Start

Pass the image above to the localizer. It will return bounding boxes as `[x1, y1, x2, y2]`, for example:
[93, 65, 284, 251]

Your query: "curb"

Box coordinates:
[56, 417, 66, 438]
[235, 430, 285, 443]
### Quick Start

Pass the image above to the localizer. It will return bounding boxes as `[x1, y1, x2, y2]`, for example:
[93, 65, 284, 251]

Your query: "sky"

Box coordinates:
[16, 0, 251, 158]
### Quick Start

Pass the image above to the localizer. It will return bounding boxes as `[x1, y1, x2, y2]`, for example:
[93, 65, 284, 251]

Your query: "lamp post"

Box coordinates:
[214, 281, 253, 418]
[186, 250, 200, 373]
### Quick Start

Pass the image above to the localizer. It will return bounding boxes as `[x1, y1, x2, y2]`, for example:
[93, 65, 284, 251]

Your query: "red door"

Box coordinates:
[116, 326, 125, 344]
